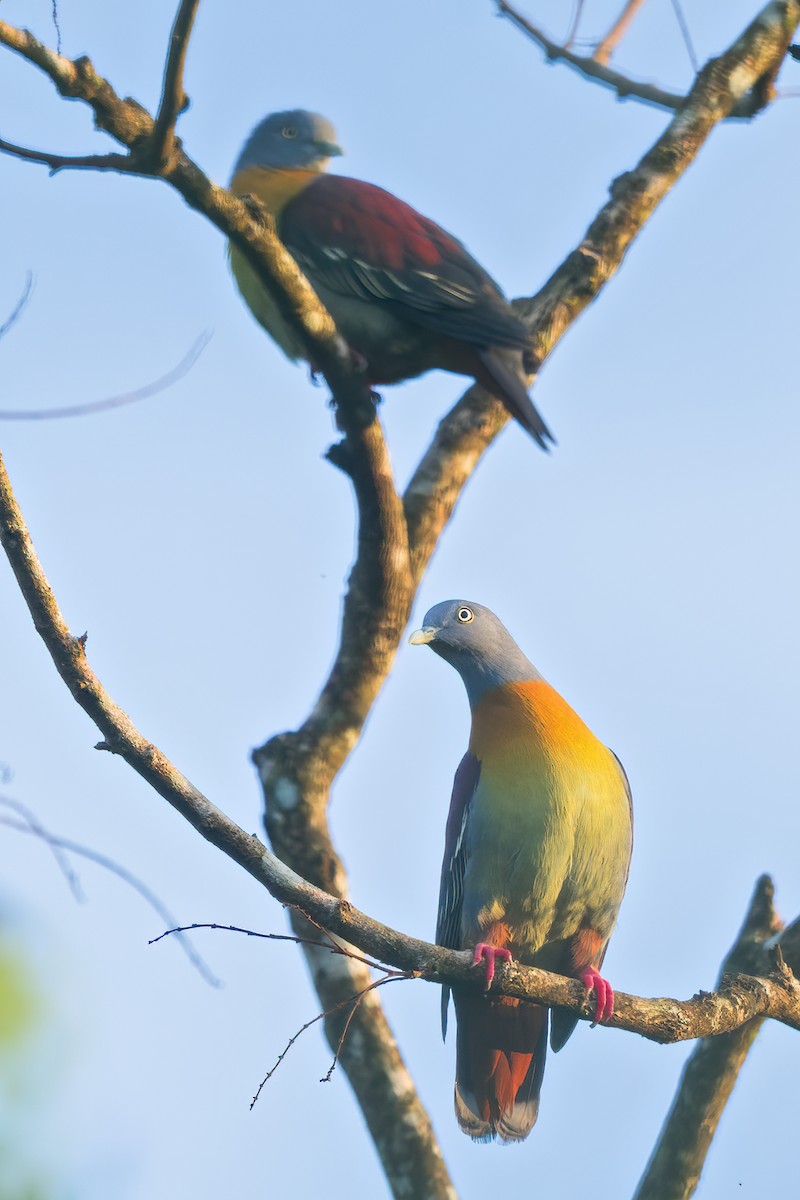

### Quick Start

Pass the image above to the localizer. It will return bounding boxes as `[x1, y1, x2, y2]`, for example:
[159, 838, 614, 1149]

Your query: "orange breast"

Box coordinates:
[469, 680, 601, 767]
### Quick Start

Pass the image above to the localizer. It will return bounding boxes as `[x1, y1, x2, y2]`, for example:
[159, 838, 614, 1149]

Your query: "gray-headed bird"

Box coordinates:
[410, 600, 632, 1140]
[229, 110, 554, 449]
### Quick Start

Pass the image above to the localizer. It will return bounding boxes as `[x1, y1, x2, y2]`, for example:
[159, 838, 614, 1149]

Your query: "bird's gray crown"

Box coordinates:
[233, 110, 342, 174]
[412, 599, 542, 705]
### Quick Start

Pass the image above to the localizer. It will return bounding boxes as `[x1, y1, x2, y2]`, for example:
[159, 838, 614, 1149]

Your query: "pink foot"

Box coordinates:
[579, 967, 615, 1026]
[472, 943, 512, 989]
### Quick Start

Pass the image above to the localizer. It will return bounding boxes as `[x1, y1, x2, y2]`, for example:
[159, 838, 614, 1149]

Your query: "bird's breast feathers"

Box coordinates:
[230, 166, 322, 219]
[464, 681, 632, 953]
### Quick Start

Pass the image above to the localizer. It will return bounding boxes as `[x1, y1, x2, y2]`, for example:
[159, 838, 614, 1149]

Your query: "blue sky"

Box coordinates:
[1, 2, 799, 1197]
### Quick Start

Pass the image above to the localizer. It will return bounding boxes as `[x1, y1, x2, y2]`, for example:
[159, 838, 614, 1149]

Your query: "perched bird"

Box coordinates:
[410, 600, 632, 1141]
[229, 110, 554, 448]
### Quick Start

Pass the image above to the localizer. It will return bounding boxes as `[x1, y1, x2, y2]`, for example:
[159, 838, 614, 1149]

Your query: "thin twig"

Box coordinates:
[50, 0, 62, 55]
[0, 794, 84, 902]
[149, 0, 202, 169]
[0, 22, 367, 418]
[320, 976, 408, 1083]
[670, 0, 700, 72]
[0, 137, 135, 174]
[0, 332, 210, 421]
[251, 975, 409, 1108]
[0, 0, 795, 1031]
[594, 0, 649, 64]
[3, 445, 800, 1035]
[495, 0, 685, 110]
[150, 922, 395, 975]
[0, 810, 220, 987]
[0, 273, 34, 342]
[1, 8, 799, 1196]
[564, 0, 586, 49]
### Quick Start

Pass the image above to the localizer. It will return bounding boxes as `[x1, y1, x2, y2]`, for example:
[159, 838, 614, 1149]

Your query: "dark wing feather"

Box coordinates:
[436, 751, 481, 1039]
[279, 176, 530, 350]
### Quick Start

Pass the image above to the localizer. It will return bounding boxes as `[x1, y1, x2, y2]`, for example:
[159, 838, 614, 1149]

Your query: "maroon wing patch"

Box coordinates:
[279, 175, 529, 349]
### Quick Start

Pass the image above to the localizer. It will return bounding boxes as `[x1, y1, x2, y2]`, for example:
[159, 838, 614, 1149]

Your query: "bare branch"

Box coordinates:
[150, 922, 397, 975]
[3, 448, 800, 1040]
[0, 332, 210, 420]
[634, 875, 788, 1200]
[319, 976, 409, 1084]
[670, 0, 700, 73]
[495, 0, 794, 116]
[0, 272, 33, 342]
[564, 0, 587, 50]
[0, 20, 369, 420]
[594, 0, 649, 65]
[50, 1, 62, 55]
[0, 136, 133, 173]
[2, 6, 799, 1194]
[495, 0, 685, 110]
[149, 0, 202, 170]
[0, 793, 84, 901]
[251, 975, 407, 1108]
[0, 805, 220, 986]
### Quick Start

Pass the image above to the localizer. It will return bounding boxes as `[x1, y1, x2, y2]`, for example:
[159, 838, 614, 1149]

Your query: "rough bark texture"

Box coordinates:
[1, 4, 799, 1198]
[3, 450, 800, 1046]
[634, 877, 796, 1200]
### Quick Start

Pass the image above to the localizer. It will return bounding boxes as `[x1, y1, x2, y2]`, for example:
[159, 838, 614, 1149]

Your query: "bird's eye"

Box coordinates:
[281, 126, 298, 139]
[457, 607, 474, 624]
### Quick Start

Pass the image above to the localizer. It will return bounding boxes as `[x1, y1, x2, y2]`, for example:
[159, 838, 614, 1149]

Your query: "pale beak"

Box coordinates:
[409, 627, 436, 646]
[314, 140, 343, 158]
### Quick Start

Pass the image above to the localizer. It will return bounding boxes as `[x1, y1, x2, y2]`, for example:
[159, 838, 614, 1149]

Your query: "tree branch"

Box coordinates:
[0, 333, 209, 420]
[594, 0, 649, 65]
[3, 453, 800, 1038]
[0, 272, 33, 342]
[495, 0, 794, 116]
[496, 0, 685, 110]
[633, 875, 789, 1200]
[0, 20, 368, 419]
[0, 136, 134, 173]
[669, 0, 700, 73]
[2, 459, 800, 1048]
[0, 802, 220, 987]
[149, 0, 201, 170]
[2, 5, 799, 1194]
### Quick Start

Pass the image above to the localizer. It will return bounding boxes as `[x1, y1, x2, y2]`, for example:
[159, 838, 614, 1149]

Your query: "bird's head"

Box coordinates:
[409, 600, 541, 703]
[234, 110, 343, 174]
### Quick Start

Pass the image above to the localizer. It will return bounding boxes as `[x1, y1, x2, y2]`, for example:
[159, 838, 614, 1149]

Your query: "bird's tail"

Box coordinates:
[452, 990, 548, 1142]
[476, 348, 555, 451]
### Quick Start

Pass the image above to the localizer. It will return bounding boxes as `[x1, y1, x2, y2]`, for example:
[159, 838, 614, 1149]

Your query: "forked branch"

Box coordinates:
[495, 0, 794, 115]
[2, 4, 799, 1198]
[2, 455, 800, 1045]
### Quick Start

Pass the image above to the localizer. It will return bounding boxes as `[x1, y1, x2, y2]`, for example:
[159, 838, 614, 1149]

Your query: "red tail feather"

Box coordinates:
[453, 991, 548, 1142]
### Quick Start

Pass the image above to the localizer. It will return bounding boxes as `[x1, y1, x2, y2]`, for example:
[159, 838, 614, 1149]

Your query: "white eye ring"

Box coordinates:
[282, 126, 298, 139]
[457, 607, 474, 624]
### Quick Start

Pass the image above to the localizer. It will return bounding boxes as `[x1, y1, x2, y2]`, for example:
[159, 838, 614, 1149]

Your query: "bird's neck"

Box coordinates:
[229, 166, 322, 219]
[439, 644, 542, 707]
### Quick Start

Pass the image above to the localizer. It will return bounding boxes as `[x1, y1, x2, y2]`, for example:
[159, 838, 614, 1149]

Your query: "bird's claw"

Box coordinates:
[472, 943, 512, 989]
[579, 967, 615, 1026]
